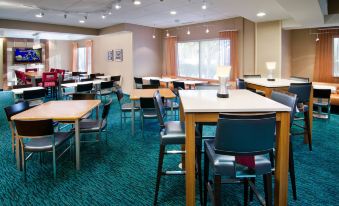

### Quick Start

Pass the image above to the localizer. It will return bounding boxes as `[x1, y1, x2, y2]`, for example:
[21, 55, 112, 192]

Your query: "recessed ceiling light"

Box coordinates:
[187, 28, 191, 35]
[202, 3, 207, 10]
[102, 14, 106, 19]
[115, 4, 121, 9]
[133, 0, 141, 5]
[79, 20, 85, 24]
[35, 12, 44, 18]
[170, 11, 177, 15]
[257, 12, 266, 17]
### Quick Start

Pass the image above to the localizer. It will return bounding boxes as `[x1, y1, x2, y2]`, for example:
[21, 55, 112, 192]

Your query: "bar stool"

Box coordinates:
[288, 82, 312, 151]
[313, 88, 331, 119]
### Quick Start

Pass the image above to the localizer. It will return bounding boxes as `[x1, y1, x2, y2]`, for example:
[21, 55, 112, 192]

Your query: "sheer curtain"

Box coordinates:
[72, 42, 78, 72]
[85, 40, 93, 74]
[219, 31, 239, 81]
[314, 30, 339, 83]
[163, 37, 177, 77]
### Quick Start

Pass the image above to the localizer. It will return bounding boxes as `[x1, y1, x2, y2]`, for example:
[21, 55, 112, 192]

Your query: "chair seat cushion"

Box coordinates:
[142, 109, 157, 118]
[164, 101, 179, 109]
[24, 132, 73, 152]
[38, 82, 56, 87]
[97, 90, 113, 96]
[121, 102, 140, 111]
[296, 104, 308, 113]
[160, 121, 201, 145]
[79, 119, 106, 132]
[204, 139, 272, 177]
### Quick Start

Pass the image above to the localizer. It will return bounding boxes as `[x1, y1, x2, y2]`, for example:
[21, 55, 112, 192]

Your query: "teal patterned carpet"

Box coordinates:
[0, 91, 338, 205]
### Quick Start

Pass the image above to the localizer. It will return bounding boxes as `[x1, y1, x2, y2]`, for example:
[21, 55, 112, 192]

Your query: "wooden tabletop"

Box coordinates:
[130, 88, 176, 100]
[24, 71, 44, 78]
[244, 78, 301, 88]
[11, 100, 101, 121]
[179, 89, 290, 113]
[178, 80, 209, 85]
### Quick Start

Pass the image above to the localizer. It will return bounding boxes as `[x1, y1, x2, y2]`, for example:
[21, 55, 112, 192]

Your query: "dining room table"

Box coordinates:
[177, 79, 209, 89]
[11, 100, 101, 170]
[179, 89, 291, 206]
[244, 78, 314, 144]
[24, 71, 43, 86]
[142, 76, 180, 88]
[129, 88, 176, 136]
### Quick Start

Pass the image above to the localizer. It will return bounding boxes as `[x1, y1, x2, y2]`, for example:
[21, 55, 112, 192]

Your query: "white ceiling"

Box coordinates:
[0, 0, 290, 29]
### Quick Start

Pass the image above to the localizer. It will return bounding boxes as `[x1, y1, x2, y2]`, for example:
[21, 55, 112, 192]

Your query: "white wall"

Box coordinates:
[0, 38, 3, 88]
[91, 32, 134, 93]
[48, 40, 72, 70]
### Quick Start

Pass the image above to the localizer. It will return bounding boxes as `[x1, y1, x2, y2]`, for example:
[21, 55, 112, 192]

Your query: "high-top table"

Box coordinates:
[25, 71, 43, 86]
[244, 78, 313, 145]
[129, 88, 176, 135]
[179, 89, 291, 206]
[11, 100, 101, 170]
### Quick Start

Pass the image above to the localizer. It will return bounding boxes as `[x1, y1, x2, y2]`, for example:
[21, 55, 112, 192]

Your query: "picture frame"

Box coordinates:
[115, 49, 123, 62]
[107, 50, 114, 61]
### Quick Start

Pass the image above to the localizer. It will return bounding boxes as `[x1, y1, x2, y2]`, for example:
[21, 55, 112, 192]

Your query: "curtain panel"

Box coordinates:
[163, 37, 177, 77]
[314, 30, 339, 83]
[219, 31, 239, 81]
[72, 42, 78, 72]
[85, 40, 93, 74]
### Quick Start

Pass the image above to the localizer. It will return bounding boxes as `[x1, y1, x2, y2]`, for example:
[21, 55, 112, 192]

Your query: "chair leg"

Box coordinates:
[213, 175, 221, 206]
[196, 142, 203, 206]
[203, 149, 209, 206]
[289, 141, 297, 200]
[244, 179, 249, 206]
[263, 173, 273, 206]
[249, 177, 255, 202]
[304, 111, 312, 151]
[52, 144, 56, 179]
[21, 142, 26, 181]
[154, 144, 165, 206]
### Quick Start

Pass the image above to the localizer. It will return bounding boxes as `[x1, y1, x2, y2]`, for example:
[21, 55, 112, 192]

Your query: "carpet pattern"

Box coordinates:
[0, 92, 338, 205]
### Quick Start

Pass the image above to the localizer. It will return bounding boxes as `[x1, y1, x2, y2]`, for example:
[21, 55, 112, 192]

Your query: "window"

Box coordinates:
[333, 38, 339, 77]
[77, 47, 91, 73]
[177, 39, 231, 79]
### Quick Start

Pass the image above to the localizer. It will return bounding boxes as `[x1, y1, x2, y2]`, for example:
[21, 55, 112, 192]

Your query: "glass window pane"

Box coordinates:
[334, 38, 339, 77]
[200, 40, 219, 79]
[177, 42, 199, 78]
[220, 39, 231, 67]
[78, 47, 86, 72]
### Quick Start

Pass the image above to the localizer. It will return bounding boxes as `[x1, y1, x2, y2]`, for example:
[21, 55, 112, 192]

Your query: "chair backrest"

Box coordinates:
[236, 78, 246, 89]
[72, 93, 96, 100]
[50, 68, 56, 72]
[214, 112, 276, 156]
[243, 74, 261, 78]
[42, 72, 58, 82]
[72, 72, 80, 77]
[153, 90, 166, 129]
[62, 79, 76, 84]
[14, 119, 54, 137]
[271, 90, 298, 127]
[150, 79, 160, 87]
[80, 78, 91, 82]
[111, 75, 121, 82]
[12, 84, 33, 89]
[290, 76, 309, 83]
[173, 81, 185, 90]
[100, 81, 114, 90]
[140, 97, 155, 109]
[25, 68, 37, 72]
[288, 82, 312, 103]
[23, 89, 46, 100]
[96, 73, 105, 76]
[89, 74, 96, 80]
[134, 77, 143, 85]
[313, 89, 331, 99]
[4, 101, 30, 122]
[76, 83, 93, 93]
[115, 88, 124, 102]
[142, 84, 159, 89]
[102, 99, 112, 120]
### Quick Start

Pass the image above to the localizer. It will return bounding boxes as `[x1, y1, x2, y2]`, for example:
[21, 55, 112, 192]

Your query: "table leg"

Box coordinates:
[185, 113, 196, 206]
[171, 101, 174, 117]
[31, 76, 36, 86]
[15, 136, 21, 170]
[306, 88, 313, 144]
[96, 106, 99, 120]
[179, 98, 186, 170]
[131, 100, 135, 136]
[75, 119, 80, 170]
[274, 112, 290, 206]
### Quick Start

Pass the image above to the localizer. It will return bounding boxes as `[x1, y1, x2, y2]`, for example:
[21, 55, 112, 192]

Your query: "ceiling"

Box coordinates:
[0, 0, 338, 40]
[0, 0, 290, 29]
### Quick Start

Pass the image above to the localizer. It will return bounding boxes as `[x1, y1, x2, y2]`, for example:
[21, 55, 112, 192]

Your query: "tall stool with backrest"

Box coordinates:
[39, 72, 58, 98]
[14, 119, 73, 179]
[153, 90, 202, 205]
[288, 82, 312, 151]
[313, 88, 331, 119]
[204, 112, 276, 206]
[271, 90, 298, 200]
[140, 97, 158, 136]
[4, 101, 30, 153]
[116, 88, 140, 128]
[134, 77, 143, 89]
[236, 78, 246, 89]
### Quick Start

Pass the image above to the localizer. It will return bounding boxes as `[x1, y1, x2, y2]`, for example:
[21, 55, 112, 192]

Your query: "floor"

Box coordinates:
[0, 93, 338, 205]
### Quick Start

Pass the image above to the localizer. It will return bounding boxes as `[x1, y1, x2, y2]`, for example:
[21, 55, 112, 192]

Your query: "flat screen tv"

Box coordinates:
[14, 48, 42, 63]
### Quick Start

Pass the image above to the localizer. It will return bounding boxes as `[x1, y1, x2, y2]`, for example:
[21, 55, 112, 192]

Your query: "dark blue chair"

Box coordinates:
[204, 112, 276, 206]
[236, 78, 246, 89]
